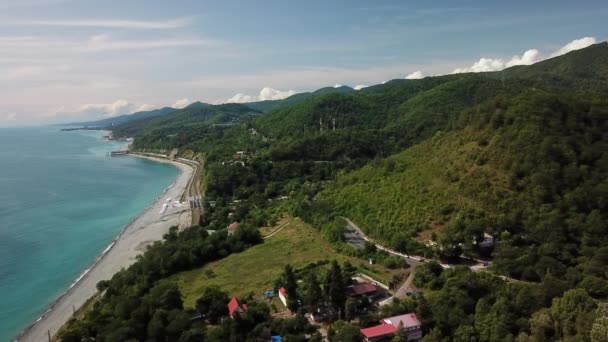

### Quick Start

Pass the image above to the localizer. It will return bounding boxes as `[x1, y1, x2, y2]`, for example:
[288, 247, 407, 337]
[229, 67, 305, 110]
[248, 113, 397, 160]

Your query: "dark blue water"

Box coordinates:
[0, 127, 179, 341]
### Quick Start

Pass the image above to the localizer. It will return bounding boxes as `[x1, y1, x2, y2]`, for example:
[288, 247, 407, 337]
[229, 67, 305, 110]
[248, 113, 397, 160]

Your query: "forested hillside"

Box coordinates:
[60, 43, 608, 342]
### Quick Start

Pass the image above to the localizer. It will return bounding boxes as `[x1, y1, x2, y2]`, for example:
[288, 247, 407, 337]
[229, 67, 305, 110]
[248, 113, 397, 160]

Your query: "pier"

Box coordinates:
[106, 151, 129, 156]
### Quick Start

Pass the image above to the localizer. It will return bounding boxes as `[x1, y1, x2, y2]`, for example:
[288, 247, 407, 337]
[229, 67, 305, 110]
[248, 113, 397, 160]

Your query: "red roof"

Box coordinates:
[228, 222, 241, 231]
[381, 313, 421, 329]
[278, 287, 287, 295]
[346, 283, 378, 296]
[360, 323, 396, 338]
[228, 297, 247, 317]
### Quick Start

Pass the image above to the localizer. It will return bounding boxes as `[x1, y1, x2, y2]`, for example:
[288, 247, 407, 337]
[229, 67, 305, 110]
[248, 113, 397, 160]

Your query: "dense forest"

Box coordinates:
[60, 42, 608, 341]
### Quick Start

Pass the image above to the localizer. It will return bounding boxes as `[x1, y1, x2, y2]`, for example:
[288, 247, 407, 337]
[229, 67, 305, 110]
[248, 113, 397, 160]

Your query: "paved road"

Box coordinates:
[343, 218, 524, 283]
[343, 218, 425, 267]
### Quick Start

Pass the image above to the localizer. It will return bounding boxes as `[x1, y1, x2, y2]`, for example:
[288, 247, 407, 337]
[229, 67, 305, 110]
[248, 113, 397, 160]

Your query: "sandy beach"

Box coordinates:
[16, 156, 194, 342]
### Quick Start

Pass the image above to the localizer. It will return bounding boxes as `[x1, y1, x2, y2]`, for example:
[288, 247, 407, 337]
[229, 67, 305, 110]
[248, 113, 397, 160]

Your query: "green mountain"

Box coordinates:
[244, 85, 355, 112]
[60, 42, 608, 342]
[64, 107, 177, 128]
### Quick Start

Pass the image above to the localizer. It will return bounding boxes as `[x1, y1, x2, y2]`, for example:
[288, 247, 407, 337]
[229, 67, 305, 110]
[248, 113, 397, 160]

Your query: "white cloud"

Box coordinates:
[405, 70, 424, 79]
[5, 17, 191, 29]
[226, 87, 297, 103]
[550, 37, 596, 57]
[171, 98, 191, 109]
[85, 34, 209, 52]
[505, 49, 540, 67]
[354, 84, 367, 90]
[453, 48, 540, 73]
[78, 99, 154, 117]
[333, 84, 343, 88]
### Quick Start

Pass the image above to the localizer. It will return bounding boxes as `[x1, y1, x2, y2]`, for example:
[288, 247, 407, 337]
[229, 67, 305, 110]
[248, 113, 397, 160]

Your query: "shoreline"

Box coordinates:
[15, 155, 195, 342]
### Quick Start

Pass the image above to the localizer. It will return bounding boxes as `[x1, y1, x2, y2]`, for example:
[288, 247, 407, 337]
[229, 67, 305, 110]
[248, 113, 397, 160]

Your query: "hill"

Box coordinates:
[59, 42, 608, 342]
[244, 85, 355, 112]
[64, 107, 177, 128]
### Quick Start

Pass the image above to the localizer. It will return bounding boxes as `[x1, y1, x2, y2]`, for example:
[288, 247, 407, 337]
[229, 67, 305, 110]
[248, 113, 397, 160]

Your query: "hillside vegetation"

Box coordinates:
[60, 43, 608, 342]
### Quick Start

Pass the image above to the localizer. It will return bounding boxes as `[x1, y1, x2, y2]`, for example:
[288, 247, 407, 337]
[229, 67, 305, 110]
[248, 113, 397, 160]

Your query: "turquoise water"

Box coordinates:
[0, 127, 179, 341]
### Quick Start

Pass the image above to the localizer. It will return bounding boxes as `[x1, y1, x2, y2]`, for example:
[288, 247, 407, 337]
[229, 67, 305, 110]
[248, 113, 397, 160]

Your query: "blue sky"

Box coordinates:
[1, 0, 607, 125]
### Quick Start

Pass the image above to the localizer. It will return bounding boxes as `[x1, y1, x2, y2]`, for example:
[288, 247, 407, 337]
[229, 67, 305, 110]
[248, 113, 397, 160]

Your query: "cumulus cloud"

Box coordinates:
[333, 84, 343, 88]
[405, 70, 424, 79]
[171, 98, 190, 109]
[452, 37, 596, 74]
[505, 49, 540, 67]
[354, 84, 367, 90]
[79, 99, 154, 117]
[550, 37, 596, 57]
[226, 87, 297, 103]
[453, 48, 541, 73]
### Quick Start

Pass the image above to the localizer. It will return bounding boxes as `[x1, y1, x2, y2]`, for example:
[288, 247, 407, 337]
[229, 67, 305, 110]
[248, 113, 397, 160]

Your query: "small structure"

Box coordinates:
[361, 313, 422, 342]
[228, 297, 248, 318]
[346, 282, 379, 298]
[479, 233, 495, 248]
[227, 222, 241, 235]
[278, 287, 288, 308]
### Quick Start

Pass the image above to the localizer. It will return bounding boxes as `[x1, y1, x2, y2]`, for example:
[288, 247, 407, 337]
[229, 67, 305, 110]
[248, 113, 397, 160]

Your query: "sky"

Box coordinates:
[1, 0, 607, 126]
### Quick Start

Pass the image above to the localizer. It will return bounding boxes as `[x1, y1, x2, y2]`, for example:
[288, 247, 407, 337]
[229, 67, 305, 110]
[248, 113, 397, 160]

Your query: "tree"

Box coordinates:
[550, 288, 597, 339]
[392, 322, 407, 342]
[284, 264, 300, 311]
[453, 325, 478, 342]
[305, 273, 322, 314]
[325, 261, 346, 318]
[591, 303, 608, 342]
[196, 286, 230, 324]
[344, 297, 358, 322]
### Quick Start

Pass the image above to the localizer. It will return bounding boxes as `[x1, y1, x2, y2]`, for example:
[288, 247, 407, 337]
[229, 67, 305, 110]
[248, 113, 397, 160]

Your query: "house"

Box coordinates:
[346, 282, 379, 298]
[360, 313, 422, 342]
[278, 287, 288, 308]
[360, 323, 396, 342]
[479, 232, 495, 247]
[227, 297, 248, 318]
[227, 222, 241, 235]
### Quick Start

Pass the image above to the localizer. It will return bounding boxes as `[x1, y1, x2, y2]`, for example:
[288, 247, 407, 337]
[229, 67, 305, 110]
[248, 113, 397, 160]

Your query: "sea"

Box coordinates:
[0, 126, 179, 341]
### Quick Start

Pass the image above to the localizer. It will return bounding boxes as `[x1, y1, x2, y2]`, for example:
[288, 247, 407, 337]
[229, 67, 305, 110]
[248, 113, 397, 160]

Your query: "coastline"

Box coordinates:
[16, 155, 195, 342]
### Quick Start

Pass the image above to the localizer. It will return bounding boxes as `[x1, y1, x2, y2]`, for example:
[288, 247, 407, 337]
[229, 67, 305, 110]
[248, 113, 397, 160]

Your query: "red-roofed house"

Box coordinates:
[227, 222, 241, 235]
[361, 313, 422, 341]
[278, 287, 288, 308]
[360, 323, 396, 342]
[227, 297, 248, 318]
[346, 282, 379, 297]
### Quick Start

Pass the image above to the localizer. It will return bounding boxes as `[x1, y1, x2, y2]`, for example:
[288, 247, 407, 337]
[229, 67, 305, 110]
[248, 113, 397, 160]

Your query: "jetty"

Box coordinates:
[106, 150, 129, 156]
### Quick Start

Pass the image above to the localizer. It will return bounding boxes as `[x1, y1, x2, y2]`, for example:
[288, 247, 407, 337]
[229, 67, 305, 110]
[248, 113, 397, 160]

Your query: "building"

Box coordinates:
[227, 297, 248, 318]
[360, 313, 422, 342]
[360, 323, 396, 342]
[278, 287, 288, 308]
[227, 222, 241, 235]
[346, 282, 379, 298]
[479, 232, 495, 247]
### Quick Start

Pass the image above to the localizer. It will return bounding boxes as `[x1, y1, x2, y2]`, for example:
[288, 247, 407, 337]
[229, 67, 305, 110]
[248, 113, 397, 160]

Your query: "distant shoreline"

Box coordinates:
[16, 154, 195, 342]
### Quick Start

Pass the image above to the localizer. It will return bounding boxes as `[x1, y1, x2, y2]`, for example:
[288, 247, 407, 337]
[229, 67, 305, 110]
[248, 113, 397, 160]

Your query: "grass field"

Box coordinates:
[171, 217, 400, 308]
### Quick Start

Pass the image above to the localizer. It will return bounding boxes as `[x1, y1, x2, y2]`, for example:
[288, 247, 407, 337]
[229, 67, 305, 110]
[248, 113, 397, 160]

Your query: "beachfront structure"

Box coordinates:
[278, 287, 288, 308]
[360, 313, 422, 341]
[228, 297, 248, 318]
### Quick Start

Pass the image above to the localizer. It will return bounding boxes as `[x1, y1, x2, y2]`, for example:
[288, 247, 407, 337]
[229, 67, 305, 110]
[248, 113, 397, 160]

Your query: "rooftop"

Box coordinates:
[360, 323, 396, 338]
[381, 313, 421, 329]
